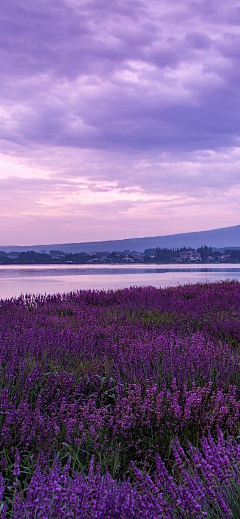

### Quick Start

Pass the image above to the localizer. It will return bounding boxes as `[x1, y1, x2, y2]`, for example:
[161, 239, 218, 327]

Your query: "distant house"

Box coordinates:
[220, 254, 231, 262]
[86, 258, 99, 264]
[131, 252, 144, 261]
[122, 256, 134, 263]
[6, 252, 19, 259]
[179, 250, 201, 262]
[207, 256, 215, 262]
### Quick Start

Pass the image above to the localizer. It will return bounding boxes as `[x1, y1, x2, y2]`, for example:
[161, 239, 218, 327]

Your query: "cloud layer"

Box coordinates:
[1, 0, 240, 244]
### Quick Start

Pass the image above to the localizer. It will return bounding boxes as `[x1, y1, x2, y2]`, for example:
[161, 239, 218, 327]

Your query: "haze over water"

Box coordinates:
[1, 264, 240, 300]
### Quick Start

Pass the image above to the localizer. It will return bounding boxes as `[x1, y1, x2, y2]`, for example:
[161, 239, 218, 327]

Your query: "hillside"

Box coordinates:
[1, 224, 240, 253]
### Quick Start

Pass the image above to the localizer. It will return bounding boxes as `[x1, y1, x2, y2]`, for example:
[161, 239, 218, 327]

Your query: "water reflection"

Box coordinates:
[0, 264, 240, 299]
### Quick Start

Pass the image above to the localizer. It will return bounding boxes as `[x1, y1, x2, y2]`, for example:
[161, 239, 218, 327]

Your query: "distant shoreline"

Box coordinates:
[1, 245, 240, 265]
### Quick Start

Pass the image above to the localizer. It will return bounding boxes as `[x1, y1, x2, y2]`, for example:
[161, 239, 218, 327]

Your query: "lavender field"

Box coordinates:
[1, 282, 240, 517]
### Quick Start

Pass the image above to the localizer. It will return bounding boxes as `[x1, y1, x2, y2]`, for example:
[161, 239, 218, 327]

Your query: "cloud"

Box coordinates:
[1, 0, 240, 243]
[1, 0, 240, 153]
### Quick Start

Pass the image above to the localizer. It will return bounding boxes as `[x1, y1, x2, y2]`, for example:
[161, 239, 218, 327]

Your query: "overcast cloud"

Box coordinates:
[1, 0, 240, 244]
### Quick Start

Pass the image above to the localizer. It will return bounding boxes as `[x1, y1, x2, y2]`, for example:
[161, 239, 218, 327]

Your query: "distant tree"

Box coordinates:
[155, 247, 177, 263]
[224, 249, 240, 262]
[17, 251, 52, 264]
[197, 246, 213, 260]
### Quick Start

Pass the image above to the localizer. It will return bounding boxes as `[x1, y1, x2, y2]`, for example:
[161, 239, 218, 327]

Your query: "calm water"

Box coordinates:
[1, 264, 240, 299]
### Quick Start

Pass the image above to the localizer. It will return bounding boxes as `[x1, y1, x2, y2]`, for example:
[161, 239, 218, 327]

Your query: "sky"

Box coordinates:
[1, 0, 240, 245]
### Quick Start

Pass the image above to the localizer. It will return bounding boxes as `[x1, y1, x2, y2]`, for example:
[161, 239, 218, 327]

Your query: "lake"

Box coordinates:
[1, 263, 240, 299]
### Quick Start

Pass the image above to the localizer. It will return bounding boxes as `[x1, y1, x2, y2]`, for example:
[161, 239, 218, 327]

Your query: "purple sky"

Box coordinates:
[1, 0, 240, 245]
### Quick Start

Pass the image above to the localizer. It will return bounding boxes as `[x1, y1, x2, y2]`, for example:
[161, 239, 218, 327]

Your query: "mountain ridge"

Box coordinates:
[1, 224, 240, 253]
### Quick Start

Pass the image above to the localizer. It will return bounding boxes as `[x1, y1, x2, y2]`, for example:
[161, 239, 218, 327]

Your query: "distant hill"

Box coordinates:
[1, 224, 240, 254]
